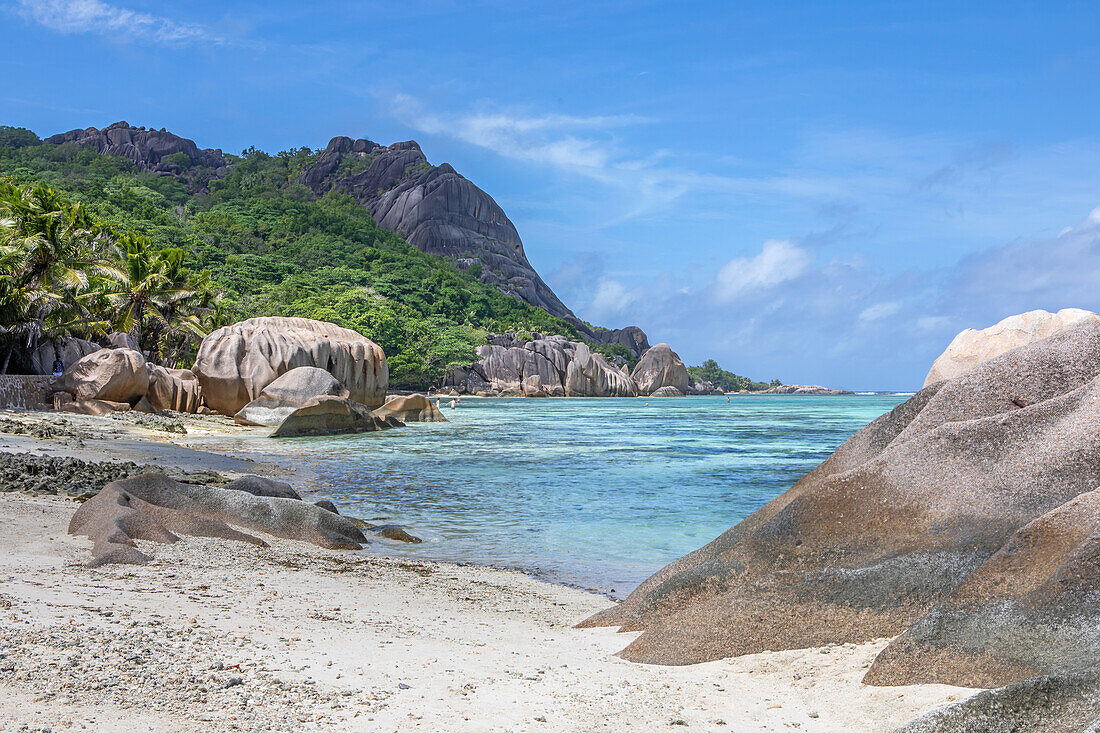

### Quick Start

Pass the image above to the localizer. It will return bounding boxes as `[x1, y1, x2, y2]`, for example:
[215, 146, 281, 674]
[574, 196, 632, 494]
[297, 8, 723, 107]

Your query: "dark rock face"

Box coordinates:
[579, 321, 1100, 695]
[46, 121, 226, 176]
[298, 136, 578, 322]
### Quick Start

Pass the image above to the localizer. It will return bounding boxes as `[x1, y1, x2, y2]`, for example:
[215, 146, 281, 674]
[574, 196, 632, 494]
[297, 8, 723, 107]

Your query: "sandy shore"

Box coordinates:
[0, 409, 977, 731]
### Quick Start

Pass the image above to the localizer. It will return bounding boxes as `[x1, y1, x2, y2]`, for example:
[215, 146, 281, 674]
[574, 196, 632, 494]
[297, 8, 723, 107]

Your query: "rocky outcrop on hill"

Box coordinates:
[192, 317, 388, 415]
[631, 343, 690, 396]
[298, 136, 577, 323]
[68, 472, 369, 566]
[924, 308, 1100, 386]
[233, 366, 349, 427]
[579, 319, 1100, 709]
[46, 121, 226, 177]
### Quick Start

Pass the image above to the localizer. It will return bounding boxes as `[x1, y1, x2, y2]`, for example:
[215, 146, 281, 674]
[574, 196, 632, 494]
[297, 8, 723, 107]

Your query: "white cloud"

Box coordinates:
[589, 278, 638, 319]
[16, 0, 217, 43]
[859, 301, 901, 322]
[713, 240, 812, 302]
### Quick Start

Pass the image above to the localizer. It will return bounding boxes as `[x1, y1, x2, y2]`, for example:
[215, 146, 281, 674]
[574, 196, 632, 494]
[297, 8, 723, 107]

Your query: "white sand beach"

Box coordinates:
[0, 409, 977, 732]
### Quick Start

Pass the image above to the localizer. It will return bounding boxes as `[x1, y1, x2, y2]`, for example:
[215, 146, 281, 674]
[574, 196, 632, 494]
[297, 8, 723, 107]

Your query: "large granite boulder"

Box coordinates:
[924, 308, 1100, 386]
[565, 343, 639, 397]
[29, 337, 100, 376]
[271, 395, 402, 438]
[192, 317, 387, 415]
[475, 344, 565, 396]
[650, 386, 684, 397]
[579, 320, 1100, 693]
[233, 366, 348, 426]
[631, 343, 690, 396]
[60, 399, 132, 417]
[145, 365, 202, 413]
[298, 137, 578, 323]
[57, 348, 148, 405]
[68, 472, 367, 566]
[373, 394, 447, 422]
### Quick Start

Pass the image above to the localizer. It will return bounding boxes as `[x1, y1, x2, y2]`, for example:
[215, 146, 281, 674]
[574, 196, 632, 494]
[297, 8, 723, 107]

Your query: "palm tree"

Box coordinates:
[0, 184, 120, 372]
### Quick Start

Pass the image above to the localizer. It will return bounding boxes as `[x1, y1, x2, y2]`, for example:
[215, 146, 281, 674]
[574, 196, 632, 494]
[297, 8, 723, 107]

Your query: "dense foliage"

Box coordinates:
[0, 130, 582, 387]
[688, 359, 780, 392]
[0, 181, 224, 371]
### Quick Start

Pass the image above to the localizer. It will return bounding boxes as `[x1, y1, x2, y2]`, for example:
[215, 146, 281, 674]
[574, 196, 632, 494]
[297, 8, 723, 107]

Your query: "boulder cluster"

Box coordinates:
[582, 312, 1100, 730]
[441, 333, 720, 398]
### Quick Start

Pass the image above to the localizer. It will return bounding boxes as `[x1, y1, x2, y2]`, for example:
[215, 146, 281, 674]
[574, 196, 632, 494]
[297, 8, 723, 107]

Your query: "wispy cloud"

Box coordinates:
[391, 94, 727, 223]
[15, 0, 219, 43]
[713, 239, 812, 303]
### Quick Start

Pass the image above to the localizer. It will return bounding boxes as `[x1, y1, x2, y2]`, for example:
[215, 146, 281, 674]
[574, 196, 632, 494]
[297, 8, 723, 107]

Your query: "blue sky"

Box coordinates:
[4, 0, 1100, 389]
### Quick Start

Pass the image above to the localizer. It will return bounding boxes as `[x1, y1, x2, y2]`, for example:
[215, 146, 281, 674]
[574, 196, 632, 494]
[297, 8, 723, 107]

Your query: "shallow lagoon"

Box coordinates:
[218, 394, 905, 596]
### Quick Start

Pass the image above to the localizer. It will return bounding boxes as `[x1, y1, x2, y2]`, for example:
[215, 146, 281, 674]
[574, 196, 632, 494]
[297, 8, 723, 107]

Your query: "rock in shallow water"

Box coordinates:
[271, 395, 403, 438]
[234, 366, 349, 426]
[372, 394, 447, 422]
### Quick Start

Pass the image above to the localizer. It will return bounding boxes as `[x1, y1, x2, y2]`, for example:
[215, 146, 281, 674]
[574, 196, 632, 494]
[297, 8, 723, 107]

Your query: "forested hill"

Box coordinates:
[0, 123, 613, 387]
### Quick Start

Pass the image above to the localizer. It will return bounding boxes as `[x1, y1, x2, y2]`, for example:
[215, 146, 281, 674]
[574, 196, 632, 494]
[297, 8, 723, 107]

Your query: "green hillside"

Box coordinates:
[0, 126, 582, 387]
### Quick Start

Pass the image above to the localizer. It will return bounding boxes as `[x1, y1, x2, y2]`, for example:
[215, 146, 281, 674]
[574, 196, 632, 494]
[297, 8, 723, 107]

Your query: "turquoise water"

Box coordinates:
[214, 395, 905, 596]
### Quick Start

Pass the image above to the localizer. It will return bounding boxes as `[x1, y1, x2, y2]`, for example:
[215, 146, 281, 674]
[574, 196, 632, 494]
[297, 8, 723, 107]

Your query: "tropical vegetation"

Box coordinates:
[0, 127, 580, 387]
[687, 359, 781, 392]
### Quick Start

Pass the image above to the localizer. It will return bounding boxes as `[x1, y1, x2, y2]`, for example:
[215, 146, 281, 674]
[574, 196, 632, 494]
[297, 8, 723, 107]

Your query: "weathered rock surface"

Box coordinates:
[68, 472, 367, 566]
[631, 344, 690, 396]
[192, 317, 387, 415]
[443, 331, 645, 397]
[589, 326, 651, 358]
[897, 674, 1100, 733]
[107, 331, 140, 351]
[924, 308, 1100, 386]
[58, 348, 148, 404]
[866, 486, 1100, 688]
[46, 121, 226, 175]
[649, 386, 684, 397]
[271, 395, 403, 438]
[145, 364, 203, 413]
[223, 475, 302, 501]
[60, 399, 131, 417]
[373, 393, 447, 422]
[580, 321, 1100, 695]
[565, 343, 639, 397]
[28, 337, 100, 376]
[298, 137, 577, 322]
[233, 366, 348, 426]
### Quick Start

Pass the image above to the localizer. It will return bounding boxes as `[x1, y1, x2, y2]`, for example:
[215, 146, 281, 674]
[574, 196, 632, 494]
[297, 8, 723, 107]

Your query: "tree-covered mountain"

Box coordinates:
[0, 123, 601, 387]
[0, 122, 777, 391]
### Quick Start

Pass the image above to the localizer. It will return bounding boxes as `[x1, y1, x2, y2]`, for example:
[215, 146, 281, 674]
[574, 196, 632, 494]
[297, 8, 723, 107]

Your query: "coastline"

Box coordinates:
[0, 408, 977, 730]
